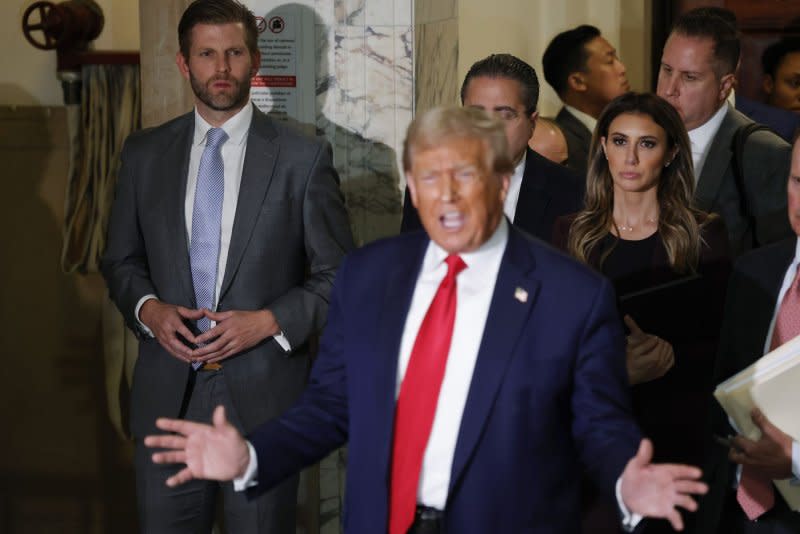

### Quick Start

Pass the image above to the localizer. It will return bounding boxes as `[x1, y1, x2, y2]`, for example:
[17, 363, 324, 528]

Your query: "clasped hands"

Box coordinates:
[140, 299, 280, 364]
[625, 315, 675, 385]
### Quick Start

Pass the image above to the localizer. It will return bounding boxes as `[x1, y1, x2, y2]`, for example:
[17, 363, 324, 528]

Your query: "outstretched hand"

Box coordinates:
[144, 406, 250, 487]
[620, 439, 708, 531]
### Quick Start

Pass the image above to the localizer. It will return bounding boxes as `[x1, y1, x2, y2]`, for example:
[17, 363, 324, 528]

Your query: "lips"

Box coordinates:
[620, 172, 641, 180]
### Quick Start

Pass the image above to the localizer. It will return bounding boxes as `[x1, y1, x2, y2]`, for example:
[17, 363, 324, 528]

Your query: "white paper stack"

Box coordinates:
[714, 333, 800, 511]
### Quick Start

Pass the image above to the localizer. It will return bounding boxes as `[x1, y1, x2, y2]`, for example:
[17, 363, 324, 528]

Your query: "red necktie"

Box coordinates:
[736, 267, 800, 519]
[389, 254, 466, 534]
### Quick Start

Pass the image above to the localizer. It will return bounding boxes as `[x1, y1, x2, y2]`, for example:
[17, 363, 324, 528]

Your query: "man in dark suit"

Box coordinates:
[145, 106, 708, 534]
[657, 7, 793, 256]
[400, 54, 584, 242]
[100, 0, 354, 531]
[542, 25, 630, 179]
[697, 136, 800, 534]
[735, 93, 800, 144]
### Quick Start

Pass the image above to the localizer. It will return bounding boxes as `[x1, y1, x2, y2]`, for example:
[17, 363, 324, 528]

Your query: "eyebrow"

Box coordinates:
[609, 131, 659, 140]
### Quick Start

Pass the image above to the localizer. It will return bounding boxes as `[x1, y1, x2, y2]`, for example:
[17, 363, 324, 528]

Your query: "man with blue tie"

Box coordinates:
[100, 0, 353, 531]
[145, 106, 707, 533]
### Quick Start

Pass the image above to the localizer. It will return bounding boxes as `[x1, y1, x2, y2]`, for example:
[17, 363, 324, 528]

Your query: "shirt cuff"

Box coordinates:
[273, 332, 291, 352]
[791, 440, 800, 484]
[233, 441, 259, 492]
[616, 476, 643, 531]
[135, 294, 158, 337]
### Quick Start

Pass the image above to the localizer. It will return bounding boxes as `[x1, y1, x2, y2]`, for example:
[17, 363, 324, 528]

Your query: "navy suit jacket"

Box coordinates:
[735, 94, 800, 143]
[246, 224, 641, 533]
[400, 147, 585, 242]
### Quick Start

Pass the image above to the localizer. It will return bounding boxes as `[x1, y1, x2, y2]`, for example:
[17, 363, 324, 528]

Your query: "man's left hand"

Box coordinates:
[192, 309, 281, 362]
[620, 439, 708, 531]
[729, 408, 793, 480]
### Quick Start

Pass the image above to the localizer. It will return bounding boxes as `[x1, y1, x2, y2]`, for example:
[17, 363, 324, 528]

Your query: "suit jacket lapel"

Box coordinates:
[513, 148, 549, 232]
[161, 114, 195, 306]
[375, 235, 429, 481]
[695, 106, 742, 211]
[448, 227, 540, 497]
[557, 107, 592, 144]
[219, 109, 279, 300]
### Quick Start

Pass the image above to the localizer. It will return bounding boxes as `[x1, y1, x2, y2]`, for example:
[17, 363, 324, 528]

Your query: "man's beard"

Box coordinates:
[190, 72, 251, 112]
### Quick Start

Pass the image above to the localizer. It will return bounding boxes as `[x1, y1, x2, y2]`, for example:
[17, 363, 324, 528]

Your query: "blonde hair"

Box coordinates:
[403, 106, 514, 176]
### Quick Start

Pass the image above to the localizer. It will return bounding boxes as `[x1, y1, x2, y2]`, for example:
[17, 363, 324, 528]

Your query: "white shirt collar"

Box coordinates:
[504, 151, 527, 221]
[687, 103, 729, 179]
[193, 102, 253, 147]
[564, 104, 597, 133]
[425, 217, 509, 274]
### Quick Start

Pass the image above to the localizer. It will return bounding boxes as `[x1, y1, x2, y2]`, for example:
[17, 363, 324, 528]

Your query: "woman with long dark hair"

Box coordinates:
[554, 92, 731, 533]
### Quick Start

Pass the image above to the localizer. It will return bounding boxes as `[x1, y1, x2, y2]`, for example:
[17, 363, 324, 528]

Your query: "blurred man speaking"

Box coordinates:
[146, 106, 707, 534]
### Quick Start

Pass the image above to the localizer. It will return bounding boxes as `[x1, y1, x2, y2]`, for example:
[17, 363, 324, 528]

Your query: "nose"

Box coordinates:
[215, 54, 230, 73]
[625, 144, 638, 165]
[439, 174, 459, 202]
[662, 73, 679, 97]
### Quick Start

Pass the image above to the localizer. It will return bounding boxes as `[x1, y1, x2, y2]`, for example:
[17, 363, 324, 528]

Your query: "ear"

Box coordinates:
[763, 74, 775, 96]
[599, 137, 608, 158]
[406, 174, 419, 209]
[568, 72, 587, 93]
[500, 173, 511, 197]
[250, 50, 261, 78]
[718, 73, 736, 103]
[665, 147, 679, 167]
[176, 51, 191, 81]
[528, 109, 539, 132]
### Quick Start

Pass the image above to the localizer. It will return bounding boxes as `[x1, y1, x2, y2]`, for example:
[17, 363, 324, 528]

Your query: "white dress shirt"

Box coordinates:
[564, 104, 598, 134]
[504, 152, 526, 223]
[395, 217, 507, 508]
[688, 103, 728, 181]
[135, 104, 289, 350]
[760, 236, 800, 481]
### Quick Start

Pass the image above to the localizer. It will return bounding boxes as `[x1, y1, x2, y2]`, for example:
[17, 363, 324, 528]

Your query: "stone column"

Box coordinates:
[138, 0, 194, 127]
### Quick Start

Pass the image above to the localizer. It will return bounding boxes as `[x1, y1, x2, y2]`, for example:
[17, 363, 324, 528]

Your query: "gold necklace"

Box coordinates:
[615, 216, 658, 232]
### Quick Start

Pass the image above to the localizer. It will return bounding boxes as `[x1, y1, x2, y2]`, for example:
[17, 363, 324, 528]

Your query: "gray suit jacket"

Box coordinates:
[555, 107, 592, 180]
[696, 105, 793, 257]
[101, 106, 354, 438]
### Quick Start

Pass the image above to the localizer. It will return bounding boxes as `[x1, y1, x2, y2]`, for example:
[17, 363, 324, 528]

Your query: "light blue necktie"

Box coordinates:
[189, 127, 228, 369]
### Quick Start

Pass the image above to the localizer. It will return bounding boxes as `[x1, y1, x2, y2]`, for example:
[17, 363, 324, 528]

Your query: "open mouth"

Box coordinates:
[440, 211, 465, 230]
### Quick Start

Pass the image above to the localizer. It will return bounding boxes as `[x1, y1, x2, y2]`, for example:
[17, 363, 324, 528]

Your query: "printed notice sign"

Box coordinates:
[245, 2, 316, 128]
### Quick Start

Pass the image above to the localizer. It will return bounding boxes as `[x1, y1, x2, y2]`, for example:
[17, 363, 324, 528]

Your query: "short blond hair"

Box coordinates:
[402, 106, 514, 175]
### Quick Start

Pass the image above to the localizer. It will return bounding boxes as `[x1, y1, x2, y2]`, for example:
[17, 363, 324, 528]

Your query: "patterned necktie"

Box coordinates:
[736, 266, 800, 519]
[189, 127, 228, 370]
[389, 254, 467, 534]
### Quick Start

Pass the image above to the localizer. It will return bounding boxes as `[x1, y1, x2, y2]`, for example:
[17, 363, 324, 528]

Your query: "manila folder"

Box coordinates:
[714, 333, 800, 511]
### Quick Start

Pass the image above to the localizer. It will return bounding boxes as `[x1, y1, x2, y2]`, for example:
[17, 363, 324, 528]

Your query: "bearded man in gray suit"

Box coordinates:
[100, 0, 354, 531]
[657, 7, 793, 256]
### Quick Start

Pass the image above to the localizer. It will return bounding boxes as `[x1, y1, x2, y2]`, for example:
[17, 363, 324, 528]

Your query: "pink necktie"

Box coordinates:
[735, 267, 800, 520]
[389, 255, 466, 534]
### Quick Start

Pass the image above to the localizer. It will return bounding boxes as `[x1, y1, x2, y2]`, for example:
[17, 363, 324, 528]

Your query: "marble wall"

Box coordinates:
[256, 0, 414, 246]
[414, 0, 459, 113]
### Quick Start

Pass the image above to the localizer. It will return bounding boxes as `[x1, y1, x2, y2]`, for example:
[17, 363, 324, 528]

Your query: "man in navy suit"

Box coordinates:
[400, 54, 584, 243]
[145, 106, 707, 533]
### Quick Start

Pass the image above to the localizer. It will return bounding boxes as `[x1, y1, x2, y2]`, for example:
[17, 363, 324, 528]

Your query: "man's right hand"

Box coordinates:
[139, 299, 202, 362]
